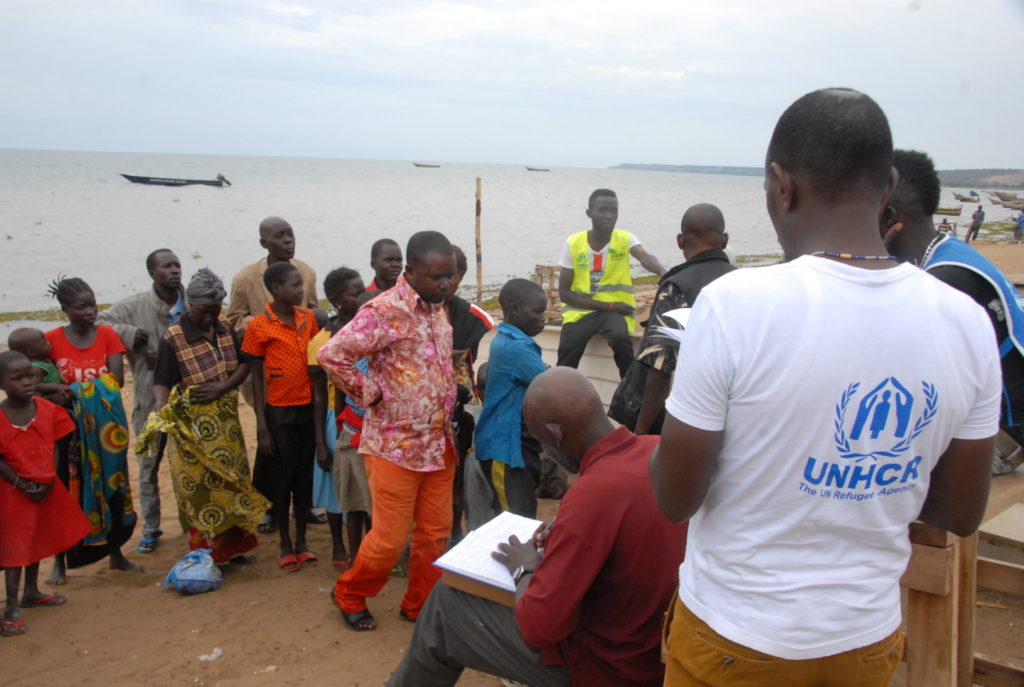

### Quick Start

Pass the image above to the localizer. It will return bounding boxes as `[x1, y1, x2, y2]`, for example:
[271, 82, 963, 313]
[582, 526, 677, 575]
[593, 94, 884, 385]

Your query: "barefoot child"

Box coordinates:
[45, 276, 142, 576]
[308, 268, 370, 572]
[0, 351, 90, 637]
[7, 328, 72, 406]
[243, 262, 320, 572]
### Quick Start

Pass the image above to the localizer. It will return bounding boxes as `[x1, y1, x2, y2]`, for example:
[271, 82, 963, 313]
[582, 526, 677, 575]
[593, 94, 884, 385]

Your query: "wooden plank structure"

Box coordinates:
[901, 471, 1024, 686]
[532, 264, 564, 324]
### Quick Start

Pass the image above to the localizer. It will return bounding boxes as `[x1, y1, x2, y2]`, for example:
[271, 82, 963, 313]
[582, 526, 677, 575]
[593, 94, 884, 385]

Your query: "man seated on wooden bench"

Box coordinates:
[387, 367, 687, 687]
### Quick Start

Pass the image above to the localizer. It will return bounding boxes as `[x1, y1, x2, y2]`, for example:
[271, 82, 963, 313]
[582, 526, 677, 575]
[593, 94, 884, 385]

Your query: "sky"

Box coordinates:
[1, 0, 1021, 169]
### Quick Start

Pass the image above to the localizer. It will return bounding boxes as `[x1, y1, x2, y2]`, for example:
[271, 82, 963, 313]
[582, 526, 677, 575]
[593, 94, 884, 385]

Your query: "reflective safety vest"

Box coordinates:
[927, 236, 1024, 426]
[562, 229, 636, 331]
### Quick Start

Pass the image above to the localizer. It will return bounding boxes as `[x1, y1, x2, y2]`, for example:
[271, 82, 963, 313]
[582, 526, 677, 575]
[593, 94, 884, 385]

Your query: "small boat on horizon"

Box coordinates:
[953, 192, 979, 202]
[121, 173, 230, 187]
[413, 162, 441, 168]
[526, 166, 550, 172]
[935, 205, 963, 216]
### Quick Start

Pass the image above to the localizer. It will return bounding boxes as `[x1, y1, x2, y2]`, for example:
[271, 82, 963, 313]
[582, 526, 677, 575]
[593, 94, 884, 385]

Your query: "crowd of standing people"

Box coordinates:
[3, 86, 1024, 687]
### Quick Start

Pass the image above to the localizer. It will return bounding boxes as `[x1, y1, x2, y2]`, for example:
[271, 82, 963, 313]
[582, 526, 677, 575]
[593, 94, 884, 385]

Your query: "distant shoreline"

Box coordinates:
[612, 163, 1024, 190]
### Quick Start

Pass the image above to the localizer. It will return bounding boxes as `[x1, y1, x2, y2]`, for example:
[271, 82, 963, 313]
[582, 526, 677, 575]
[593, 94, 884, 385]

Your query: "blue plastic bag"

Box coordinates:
[163, 548, 223, 595]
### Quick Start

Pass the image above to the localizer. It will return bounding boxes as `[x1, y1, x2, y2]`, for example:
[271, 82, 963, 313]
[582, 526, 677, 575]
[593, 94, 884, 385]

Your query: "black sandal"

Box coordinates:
[341, 609, 377, 632]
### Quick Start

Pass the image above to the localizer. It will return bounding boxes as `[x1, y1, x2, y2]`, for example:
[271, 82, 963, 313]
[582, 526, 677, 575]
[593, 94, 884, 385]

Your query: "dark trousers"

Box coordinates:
[557, 311, 634, 379]
[259, 403, 315, 515]
[387, 582, 569, 687]
[966, 225, 981, 242]
[480, 429, 543, 518]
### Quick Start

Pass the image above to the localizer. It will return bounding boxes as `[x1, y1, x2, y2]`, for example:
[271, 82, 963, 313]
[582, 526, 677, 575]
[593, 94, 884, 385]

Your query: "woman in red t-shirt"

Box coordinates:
[45, 277, 141, 577]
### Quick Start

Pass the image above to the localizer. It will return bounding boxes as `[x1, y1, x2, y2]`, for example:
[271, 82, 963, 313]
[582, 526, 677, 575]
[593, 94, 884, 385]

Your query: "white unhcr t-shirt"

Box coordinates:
[665, 256, 1000, 660]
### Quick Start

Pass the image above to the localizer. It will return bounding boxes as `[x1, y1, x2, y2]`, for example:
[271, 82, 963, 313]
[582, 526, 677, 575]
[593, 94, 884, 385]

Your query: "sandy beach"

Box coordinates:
[4, 239, 1024, 685]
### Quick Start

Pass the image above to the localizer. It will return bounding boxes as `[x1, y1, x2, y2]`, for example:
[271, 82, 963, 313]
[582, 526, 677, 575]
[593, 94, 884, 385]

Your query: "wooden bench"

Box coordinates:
[901, 471, 1024, 685]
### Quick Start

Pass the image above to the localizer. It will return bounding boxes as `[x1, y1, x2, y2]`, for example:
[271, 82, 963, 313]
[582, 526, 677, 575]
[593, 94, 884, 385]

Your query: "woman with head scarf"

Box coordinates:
[142, 269, 270, 564]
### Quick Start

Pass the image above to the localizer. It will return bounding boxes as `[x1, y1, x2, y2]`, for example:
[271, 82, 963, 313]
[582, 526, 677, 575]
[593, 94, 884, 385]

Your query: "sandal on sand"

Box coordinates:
[297, 551, 318, 569]
[399, 609, 416, 623]
[341, 609, 376, 632]
[21, 593, 66, 608]
[278, 554, 301, 573]
[257, 513, 277, 534]
[1, 618, 26, 637]
[333, 559, 353, 573]
[136, 537, 159, 554]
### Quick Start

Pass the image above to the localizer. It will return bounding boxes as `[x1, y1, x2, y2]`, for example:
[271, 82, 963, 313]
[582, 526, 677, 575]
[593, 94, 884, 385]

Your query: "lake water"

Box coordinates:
[0, 148, 1016, 318]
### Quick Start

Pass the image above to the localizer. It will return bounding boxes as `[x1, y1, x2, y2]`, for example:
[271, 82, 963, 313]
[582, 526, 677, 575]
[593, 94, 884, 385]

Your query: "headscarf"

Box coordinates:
[186, 268, 227, 304]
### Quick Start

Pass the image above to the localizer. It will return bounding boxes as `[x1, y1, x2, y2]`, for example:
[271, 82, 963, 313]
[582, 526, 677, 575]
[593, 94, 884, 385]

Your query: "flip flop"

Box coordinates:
[136, 536, 159, 554]
[333, 559, 353, 573]
[257, 513, 277, 534]
[341, 609, 376, 632]
[277, 553, 300, 572]
[21, 593, 66, 608]
[297, 551, 319, 569]
[399, 609, 416, 623]
[1, 618, 26, 637]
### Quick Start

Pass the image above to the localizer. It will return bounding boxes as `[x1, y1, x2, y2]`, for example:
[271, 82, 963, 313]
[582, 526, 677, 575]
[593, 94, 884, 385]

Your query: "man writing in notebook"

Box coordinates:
[388, 367, 687, 687]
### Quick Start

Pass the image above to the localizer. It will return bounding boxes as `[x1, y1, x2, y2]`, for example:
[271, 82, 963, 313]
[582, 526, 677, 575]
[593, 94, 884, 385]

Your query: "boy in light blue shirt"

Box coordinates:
[475, 279, 549, 517]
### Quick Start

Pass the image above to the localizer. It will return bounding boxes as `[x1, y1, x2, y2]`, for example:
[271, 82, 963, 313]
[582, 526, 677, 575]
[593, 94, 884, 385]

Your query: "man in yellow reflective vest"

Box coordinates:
[558, 189, 665, 378]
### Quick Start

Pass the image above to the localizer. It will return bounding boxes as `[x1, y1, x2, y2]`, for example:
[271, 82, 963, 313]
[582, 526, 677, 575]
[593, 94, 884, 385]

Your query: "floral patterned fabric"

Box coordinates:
[317, 274, 457, 472]
[137, 387, 270, 562]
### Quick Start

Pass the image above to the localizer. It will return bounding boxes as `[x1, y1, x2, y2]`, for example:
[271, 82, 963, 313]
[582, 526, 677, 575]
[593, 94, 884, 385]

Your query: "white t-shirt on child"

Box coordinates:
[665, 256, 1001, 660]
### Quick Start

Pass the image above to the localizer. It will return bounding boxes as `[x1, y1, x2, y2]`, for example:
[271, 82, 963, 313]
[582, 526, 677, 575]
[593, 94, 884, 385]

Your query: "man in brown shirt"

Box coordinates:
[226, 215, 320, 531]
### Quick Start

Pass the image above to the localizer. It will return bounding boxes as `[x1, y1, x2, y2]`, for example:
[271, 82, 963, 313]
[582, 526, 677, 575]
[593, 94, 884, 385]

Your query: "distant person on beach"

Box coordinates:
[318, 231, 458, 632]
[46, 276, 142, 578]
[6, 328, 71, 406]
[474, 279, 548, 518]
[651, 89, 1000, 686]
[368, 238, 404, 292]
[883, 149, 1024, 475]
[937, 217, 956, 236]
[226, 216, 320, 533]
[388, 368, 687, 687]
[1016, 212, 1024, 241]
[967, 204, 985, 242]
[446, 245, 494, 540]
[557, 189, 665, 379]
[0, 351, 90, 638]
[242, 262, 320, 573]
[609, 203, 735, 435]
[97, 248, 186, 555]
[307, 267, 371, 572]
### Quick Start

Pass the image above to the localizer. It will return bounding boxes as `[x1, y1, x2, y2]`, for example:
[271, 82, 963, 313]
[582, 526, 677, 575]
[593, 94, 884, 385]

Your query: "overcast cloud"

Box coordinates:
[1, 0, 1021, 168]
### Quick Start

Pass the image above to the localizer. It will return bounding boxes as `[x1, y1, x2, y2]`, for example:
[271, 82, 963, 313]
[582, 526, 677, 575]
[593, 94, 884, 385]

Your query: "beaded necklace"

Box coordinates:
[809, 251, 897, 262]
[919, 234, 945, 268]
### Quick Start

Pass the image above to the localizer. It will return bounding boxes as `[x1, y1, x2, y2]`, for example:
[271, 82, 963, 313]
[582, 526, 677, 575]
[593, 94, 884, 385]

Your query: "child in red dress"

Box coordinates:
[0, 351, 90, 637]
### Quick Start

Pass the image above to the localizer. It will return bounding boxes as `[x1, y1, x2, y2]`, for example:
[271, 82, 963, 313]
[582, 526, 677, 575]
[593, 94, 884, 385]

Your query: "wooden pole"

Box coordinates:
[475, 177, 483, 303]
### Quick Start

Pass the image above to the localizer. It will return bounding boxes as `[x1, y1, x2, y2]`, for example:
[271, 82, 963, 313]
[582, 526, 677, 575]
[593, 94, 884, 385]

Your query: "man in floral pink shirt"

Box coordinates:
[318, 231, 459, 631]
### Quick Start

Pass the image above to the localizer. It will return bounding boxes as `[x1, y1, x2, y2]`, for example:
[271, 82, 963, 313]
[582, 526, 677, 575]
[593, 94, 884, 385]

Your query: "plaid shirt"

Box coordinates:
[318, 274, 456, 472]
[159, 316, 240, 388]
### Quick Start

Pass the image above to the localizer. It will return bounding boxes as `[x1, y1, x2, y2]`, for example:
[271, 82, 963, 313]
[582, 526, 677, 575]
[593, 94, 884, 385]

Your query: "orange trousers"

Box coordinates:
[333, 444, 456, 619]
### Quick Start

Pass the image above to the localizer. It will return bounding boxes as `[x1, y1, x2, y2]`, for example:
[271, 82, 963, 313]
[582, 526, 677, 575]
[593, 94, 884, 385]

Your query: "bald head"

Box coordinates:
[679, 203, 728, 258]
[524, 368, 613, 472]
[258, 216, 296, 261]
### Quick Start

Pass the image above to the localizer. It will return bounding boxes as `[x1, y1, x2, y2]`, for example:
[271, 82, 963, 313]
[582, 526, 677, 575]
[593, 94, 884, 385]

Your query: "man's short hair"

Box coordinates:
[892, 149, 941, 216]
[406, 231, 453, 265]
[145, 248, 174, 272]
[452, 245, 468, 276]
[323, 266, 360, 301]
[370, 238, 400, 260]
[498, 278, 545, 310]
[588, 189, 617, 208]
[263, 261, 299, 291]
[767, 88, 893, 203]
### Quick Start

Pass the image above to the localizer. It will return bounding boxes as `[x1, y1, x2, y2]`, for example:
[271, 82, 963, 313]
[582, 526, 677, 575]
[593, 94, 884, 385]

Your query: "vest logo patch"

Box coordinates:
[608, 247, 626, 260]
[798, 377, 938, 501]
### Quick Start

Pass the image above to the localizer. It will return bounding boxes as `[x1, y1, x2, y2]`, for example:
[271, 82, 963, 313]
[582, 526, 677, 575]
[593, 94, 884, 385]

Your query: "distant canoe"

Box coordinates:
[935, 205, 963, 216]
[994, 191, 1019, 202]
[413, 162, 440, 168]
[526, 167, 550, 172]
[121, 173, 230, 187]
[953, 192, 979, 202]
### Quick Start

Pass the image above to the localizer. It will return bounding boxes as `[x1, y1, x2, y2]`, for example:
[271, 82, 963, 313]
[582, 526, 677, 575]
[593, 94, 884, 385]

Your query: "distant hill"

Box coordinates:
[613, 163, 1024, 190]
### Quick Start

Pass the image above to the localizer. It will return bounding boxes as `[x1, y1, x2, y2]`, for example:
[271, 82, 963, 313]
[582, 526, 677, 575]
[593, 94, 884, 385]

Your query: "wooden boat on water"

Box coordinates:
[121, 173, 230, 187]
[935, 205, 963, 216]
[526, 167, 550, 172]
[994, 191, 1019, 202]
[953, 192, 980, 202]
[413, 162, 440, 168]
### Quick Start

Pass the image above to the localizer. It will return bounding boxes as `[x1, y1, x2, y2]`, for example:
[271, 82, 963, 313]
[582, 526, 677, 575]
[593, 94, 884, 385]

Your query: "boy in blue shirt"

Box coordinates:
[475, 279, 549, 517]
